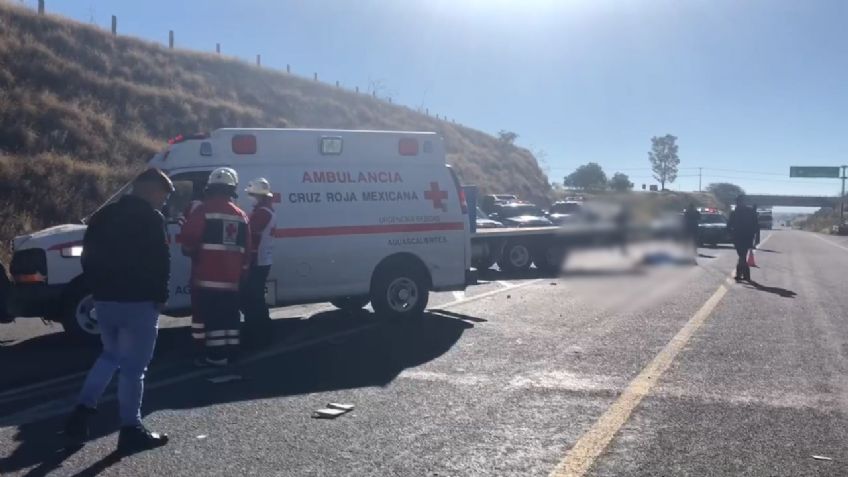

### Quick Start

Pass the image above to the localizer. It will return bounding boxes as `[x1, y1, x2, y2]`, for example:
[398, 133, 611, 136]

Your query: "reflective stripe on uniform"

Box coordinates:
[206, 338, 228, 347]
[207, 330, 228, 338]
[200, 243, 246, 253]
[205, 213, 246, 222]
[195, 280, 239, 291]
[226, 338, 240, 345]
[226, 329, 239, 337]
[191, 323, 205, 330]
[192, 332, 206, 339]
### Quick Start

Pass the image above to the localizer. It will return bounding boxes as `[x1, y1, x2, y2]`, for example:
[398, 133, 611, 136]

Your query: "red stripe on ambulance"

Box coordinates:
[272, 222, 464, 238]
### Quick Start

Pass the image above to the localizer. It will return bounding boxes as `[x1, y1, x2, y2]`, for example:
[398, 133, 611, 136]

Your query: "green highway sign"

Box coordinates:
[789, 166, 841, 178]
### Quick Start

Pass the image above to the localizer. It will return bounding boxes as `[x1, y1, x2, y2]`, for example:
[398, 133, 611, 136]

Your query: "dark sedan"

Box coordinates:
[546, 201, 582, 225]
[698, 212, 732, 246]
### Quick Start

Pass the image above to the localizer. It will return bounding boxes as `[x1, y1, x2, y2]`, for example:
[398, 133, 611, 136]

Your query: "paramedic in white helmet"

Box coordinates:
[240, 178, 276, 348]
[181, 167, 251, 367]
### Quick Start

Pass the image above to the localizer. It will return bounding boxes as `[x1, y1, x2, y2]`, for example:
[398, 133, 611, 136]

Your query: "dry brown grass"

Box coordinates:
[0, 1, 551, 252]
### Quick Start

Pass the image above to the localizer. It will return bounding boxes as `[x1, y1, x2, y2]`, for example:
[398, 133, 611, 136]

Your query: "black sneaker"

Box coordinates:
[63, 404, 96, 440]
[117, 425, 169, 454]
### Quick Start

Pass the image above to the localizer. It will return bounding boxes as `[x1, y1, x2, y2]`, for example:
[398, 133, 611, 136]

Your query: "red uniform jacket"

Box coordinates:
[181, 196, 251, 292]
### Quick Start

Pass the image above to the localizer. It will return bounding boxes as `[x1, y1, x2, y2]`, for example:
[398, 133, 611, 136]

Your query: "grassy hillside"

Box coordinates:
[0, 1, 550, 250]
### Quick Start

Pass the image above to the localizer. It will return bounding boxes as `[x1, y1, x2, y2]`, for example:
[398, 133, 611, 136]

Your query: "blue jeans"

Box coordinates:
[77, 301, 159, 427]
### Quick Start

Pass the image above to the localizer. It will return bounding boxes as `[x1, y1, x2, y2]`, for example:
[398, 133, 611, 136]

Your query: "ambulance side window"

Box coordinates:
[164, 171, 211, 223]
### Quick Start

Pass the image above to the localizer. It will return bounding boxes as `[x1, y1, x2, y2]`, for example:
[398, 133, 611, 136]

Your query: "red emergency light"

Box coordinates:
[232, 134, 257, 155]
[399, 138, 419, 156]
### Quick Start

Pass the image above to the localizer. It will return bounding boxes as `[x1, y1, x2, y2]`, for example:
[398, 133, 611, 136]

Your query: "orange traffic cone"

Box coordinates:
[747, 249, 757, 267]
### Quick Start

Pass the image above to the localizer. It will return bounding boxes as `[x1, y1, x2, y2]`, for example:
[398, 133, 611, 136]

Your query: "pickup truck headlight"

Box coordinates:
[60, 245, 84, 258]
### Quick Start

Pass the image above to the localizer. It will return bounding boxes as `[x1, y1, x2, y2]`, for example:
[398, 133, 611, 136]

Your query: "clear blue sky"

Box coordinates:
[24, 0, 848, 199]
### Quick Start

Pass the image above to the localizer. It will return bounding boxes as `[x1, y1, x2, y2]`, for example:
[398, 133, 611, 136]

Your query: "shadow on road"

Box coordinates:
[0, 320, 199, 391]
[0, 309, 476, 475]
[744, 280, 797, 298]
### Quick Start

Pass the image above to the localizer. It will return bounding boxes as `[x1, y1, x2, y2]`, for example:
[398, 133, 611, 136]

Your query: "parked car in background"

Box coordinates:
[476, 207, 505, 229]
[480, 194, 519, 214]
[546, 200, 582, 225]
[697, 209, 731, 246]
[488, 203, 553, 228]
[757, 208, 773, 230]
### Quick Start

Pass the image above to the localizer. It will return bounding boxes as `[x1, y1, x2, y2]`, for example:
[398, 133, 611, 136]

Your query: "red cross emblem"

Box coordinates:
[424, 182, 448, 212]
[225, 222, 238, 242]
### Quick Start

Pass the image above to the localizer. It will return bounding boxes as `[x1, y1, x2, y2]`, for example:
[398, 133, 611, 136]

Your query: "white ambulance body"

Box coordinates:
[4, 129, 471, 341]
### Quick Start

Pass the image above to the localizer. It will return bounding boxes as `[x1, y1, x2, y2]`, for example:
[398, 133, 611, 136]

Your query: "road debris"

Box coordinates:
[811, 455, 833, 461]
[196, 435, 207, 440]
[312, 403, 355, 419]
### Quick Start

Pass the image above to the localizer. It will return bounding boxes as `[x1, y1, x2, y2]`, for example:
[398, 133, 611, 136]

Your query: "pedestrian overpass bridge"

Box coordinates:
[745, 194, 840, 208]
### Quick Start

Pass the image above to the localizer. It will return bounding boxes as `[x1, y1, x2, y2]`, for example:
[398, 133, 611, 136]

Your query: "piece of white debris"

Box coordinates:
[196, 435, 207, 440]
[811, 455, 833, 461]
[312, 408, 348, 419]
[327, 403, 355, 411]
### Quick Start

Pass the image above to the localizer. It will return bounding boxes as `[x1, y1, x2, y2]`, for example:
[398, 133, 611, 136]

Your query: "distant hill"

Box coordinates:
[0, 2, 550, 249]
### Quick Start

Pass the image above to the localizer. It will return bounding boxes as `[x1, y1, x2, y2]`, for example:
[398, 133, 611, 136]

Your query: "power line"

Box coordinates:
[701, 167, 785, 176]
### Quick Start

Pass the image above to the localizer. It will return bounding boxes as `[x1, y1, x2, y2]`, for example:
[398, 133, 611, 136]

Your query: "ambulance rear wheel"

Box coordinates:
[330, 296, 370, 312]
[371, 261, 429, 321]
[61, 284, 100, 345]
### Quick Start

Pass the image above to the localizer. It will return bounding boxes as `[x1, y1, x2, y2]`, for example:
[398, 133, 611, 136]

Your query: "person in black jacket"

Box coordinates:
[64, 168, 174, 454]
[683, 203, 701, 251]
[727, 195, 759, 282]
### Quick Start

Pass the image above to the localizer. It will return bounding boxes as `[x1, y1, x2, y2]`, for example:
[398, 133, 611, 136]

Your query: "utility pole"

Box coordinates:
[841, 165, 847, 224]
[698, 167, 702, 192]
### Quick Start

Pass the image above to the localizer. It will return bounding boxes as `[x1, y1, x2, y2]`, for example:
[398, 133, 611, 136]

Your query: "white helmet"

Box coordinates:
[208, 167, 239, 187]
[245, 178, 273, 198]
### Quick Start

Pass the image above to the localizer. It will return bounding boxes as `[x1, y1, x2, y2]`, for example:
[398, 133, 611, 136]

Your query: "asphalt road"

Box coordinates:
[1, 230, 847, 476]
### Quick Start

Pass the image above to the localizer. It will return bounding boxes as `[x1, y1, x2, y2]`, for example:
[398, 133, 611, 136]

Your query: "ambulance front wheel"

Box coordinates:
[61, 283, 100, 345]
[330, 296, 370, 312]
[371, 258, 430, 322]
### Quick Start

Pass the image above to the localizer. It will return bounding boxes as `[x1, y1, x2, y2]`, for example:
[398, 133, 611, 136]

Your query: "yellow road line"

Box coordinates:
[549, 277, 732, 477]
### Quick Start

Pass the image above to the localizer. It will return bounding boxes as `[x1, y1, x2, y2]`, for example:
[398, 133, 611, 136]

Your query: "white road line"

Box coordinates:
[811, 232, 848, 252]
[496, 280, 513, 288]
[438, 279, 542, 309]
[452, 291, 466, 300]
[0, 371, 87, 401]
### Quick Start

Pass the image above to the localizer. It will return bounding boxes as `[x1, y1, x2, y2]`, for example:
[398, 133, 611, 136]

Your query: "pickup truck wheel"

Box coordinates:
[371, 265, 429, 321]
[498, 241, 532, 273]
[330, 296, 370, 312]
[62, 287, 101, 344]
[533, 245, 567, 275]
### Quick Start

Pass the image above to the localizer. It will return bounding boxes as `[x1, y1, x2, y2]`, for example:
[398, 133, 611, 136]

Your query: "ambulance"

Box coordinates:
[3, 129, 472, 342]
